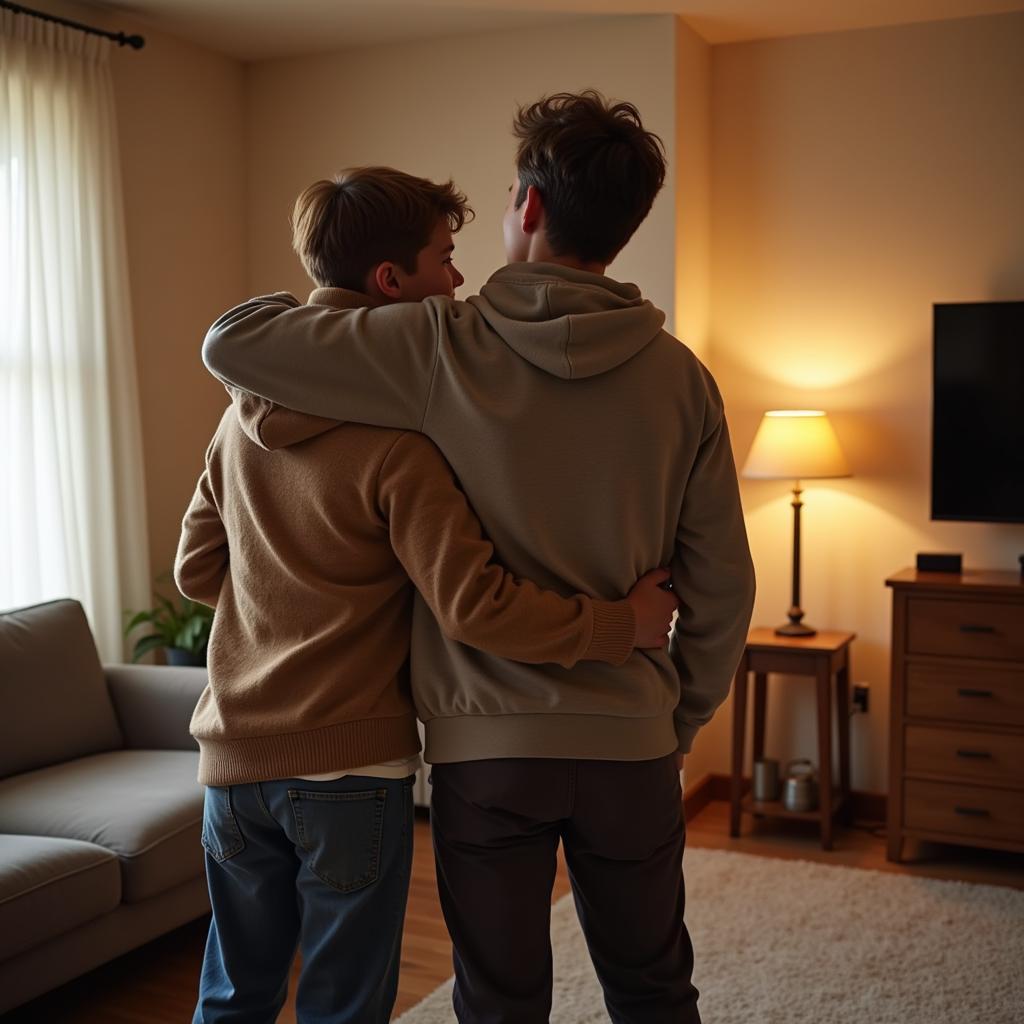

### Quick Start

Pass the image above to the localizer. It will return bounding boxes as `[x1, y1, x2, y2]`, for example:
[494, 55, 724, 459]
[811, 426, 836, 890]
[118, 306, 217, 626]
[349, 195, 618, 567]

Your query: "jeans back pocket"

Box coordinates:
[287, 788, 386, 893]
[201, 786, 246, 862]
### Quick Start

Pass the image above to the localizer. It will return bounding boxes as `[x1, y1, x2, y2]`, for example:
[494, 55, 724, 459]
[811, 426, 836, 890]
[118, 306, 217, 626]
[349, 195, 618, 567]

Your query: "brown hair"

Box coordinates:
[291, 167, 472, 290]
[512, 90, 666, 265]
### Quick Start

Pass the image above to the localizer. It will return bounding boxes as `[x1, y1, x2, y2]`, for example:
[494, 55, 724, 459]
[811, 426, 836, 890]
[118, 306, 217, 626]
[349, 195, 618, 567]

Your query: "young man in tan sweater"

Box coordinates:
[202, 94, 756, 1024]
[175, 167, 677, 1024]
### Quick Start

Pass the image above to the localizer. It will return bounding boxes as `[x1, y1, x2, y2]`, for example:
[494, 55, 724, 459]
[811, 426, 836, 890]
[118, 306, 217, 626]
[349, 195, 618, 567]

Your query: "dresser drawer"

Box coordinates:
[906, 598, 1024, 661]
[903, 779, 1024, 844]
[905, 726, 1024, 786]
[906, 662, 1024, 727]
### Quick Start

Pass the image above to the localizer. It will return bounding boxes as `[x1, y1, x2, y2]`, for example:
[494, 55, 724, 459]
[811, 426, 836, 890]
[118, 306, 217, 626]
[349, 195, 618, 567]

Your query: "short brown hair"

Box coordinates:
[291, 167, 472, 290]
[512, 90, 666, 265]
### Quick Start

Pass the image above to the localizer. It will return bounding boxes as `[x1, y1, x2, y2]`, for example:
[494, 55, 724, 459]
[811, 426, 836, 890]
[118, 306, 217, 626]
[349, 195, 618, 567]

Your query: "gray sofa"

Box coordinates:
[0, 599, 209, 1013]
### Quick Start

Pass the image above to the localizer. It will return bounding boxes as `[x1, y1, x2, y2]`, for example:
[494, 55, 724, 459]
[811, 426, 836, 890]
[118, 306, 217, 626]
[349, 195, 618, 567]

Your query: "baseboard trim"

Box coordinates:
[848, 788, 886, 822]
[685, 773, 886, 823]
[682, 771, 727, 822]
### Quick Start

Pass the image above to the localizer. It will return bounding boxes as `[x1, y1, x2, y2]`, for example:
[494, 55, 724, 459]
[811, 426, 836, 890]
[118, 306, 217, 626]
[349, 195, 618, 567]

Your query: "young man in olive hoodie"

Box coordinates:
[176, 166, 677, 1024]
[201, 96, 755, 1024]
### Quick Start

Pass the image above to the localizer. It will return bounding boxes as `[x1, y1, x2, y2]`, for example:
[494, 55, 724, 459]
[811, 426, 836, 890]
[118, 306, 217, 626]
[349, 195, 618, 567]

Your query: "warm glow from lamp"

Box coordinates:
[742, 410, 850, 481]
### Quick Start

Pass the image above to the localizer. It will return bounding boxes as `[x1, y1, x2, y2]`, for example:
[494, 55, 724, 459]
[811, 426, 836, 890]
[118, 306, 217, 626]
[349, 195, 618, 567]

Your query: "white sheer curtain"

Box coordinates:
[0, 11, 150, 660]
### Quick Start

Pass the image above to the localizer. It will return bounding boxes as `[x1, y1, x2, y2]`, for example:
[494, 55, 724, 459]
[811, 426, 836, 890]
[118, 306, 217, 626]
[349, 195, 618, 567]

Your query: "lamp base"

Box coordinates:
[775, 621, 817, 638]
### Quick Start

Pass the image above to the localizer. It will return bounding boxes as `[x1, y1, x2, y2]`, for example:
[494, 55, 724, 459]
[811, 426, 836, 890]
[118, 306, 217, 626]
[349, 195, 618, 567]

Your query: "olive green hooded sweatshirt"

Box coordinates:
[202, 263, 755, 763]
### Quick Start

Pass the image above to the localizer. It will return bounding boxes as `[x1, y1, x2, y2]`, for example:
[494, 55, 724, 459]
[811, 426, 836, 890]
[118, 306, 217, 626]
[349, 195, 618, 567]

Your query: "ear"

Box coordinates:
[520, 185, 544, 236]
[372, 261, 403, 300]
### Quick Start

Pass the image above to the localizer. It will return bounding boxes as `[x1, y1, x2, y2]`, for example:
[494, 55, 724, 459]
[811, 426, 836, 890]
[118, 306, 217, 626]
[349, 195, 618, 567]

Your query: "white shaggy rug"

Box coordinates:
[395, 847, 1024, 1024]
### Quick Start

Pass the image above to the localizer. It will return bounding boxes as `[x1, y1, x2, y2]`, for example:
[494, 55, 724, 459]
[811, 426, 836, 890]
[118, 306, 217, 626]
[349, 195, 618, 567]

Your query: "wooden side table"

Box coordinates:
[729, 628, 856, 850]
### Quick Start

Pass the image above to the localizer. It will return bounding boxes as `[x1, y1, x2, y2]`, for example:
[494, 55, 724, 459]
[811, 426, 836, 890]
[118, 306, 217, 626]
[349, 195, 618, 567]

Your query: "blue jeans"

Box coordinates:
[193, 773, 415, 1024]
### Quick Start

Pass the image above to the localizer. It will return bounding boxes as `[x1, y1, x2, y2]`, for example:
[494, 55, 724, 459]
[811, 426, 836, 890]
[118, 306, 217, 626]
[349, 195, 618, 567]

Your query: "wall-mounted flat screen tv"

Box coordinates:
[932, 301, 1024, 523]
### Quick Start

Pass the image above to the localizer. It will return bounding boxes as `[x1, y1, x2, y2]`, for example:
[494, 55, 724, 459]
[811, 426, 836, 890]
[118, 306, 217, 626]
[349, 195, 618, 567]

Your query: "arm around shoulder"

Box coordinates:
[202, 294, 450, 431]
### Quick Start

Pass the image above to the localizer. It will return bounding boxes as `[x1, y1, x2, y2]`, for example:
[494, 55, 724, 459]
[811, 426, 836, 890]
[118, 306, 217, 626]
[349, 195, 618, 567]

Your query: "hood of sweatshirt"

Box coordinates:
[467, 262, 666, 380]
[230, 287, 376, 451]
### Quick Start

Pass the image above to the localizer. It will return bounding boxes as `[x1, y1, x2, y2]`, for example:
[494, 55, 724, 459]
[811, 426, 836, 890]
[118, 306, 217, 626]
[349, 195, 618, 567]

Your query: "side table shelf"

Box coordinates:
[743, 789, 847, 824]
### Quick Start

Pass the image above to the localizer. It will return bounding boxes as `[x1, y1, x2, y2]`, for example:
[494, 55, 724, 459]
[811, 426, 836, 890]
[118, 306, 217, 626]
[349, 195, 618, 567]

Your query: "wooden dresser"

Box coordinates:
[886, 568, 1024, 862]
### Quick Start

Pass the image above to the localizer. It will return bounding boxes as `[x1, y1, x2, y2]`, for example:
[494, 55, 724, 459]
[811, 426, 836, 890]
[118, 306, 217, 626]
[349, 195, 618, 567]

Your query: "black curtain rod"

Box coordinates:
[0, 0, 145, 49]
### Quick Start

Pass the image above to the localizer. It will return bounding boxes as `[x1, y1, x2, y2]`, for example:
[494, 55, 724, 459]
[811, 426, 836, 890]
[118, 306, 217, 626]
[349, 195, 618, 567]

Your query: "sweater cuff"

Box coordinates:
[584, 600, 636, 666]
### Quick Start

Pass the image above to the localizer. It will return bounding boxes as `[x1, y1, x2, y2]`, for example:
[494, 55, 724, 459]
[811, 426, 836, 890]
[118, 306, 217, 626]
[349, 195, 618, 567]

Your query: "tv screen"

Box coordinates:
[932, 301, 1024, 523]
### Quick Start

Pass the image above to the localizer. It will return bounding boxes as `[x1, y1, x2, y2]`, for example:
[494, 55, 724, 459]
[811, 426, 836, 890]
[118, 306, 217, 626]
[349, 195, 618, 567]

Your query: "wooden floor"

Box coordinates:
[6, 801, 1022, 1023]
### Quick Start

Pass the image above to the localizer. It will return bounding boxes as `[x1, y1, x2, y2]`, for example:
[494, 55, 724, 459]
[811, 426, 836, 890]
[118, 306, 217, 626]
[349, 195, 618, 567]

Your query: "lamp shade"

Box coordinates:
[742, 410, 850, 480]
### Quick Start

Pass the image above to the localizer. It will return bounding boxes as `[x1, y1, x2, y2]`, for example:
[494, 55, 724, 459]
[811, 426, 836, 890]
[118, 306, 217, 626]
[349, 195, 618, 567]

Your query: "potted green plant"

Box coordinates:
[124, 582, 213, 667]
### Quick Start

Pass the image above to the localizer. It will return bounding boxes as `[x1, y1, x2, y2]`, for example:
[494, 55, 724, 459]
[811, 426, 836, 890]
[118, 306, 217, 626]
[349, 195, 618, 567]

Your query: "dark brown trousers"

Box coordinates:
[429, 755, 700, 1024]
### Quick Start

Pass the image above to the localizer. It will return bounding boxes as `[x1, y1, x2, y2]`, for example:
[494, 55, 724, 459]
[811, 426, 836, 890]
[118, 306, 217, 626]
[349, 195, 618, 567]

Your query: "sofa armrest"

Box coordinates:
[105, 664, 207, 751]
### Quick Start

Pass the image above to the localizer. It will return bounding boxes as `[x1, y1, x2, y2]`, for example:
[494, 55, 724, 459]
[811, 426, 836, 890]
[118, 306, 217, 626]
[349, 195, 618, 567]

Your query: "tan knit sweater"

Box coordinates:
[175, 289, 636, 786]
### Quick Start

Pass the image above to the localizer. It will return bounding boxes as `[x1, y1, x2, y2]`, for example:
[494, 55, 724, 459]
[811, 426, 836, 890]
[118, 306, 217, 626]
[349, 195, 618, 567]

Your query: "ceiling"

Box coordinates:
[92, 0, 1024, 61]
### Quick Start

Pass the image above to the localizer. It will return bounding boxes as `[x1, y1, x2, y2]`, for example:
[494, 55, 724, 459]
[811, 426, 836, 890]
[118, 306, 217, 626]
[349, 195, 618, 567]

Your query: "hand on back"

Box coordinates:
[626, 568, 678, 649]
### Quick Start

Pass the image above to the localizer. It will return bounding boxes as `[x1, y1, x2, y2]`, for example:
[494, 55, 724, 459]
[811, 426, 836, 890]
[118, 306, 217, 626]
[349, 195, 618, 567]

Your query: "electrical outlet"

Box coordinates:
[852, 684, 870, 714]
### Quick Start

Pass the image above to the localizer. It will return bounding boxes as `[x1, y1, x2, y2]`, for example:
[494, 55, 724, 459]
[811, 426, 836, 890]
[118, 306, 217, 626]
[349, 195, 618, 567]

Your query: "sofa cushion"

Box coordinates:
[0, 833, 121, 960]
[0, 749, 204, 904]
[0, 600, 124, 778]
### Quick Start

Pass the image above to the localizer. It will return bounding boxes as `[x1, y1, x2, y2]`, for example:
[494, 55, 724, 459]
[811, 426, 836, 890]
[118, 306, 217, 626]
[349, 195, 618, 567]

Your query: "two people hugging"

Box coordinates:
[177, 90, 755, 1024]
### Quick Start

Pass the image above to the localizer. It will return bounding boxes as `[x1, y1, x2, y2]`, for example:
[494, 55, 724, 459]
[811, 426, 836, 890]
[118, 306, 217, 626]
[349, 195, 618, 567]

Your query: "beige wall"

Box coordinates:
[42, 1, 249, 588]
[110, 25, 247, 586]
[705, 12, 1024, 792]
[245, 16, 678, 317]
[671, 18, 716, 786]
[673, 18, 712, 361]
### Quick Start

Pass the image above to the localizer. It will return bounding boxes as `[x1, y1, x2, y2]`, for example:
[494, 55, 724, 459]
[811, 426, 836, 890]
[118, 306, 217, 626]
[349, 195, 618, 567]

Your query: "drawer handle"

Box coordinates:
[955, 749, 992, 760]
[957, 688, 994, 699]
[953, 805, 991, 818]
[958, 624, 996, 634]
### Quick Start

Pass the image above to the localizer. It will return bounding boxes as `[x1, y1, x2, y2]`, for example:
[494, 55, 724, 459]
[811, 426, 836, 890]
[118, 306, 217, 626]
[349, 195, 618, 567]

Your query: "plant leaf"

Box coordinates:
[175, 621, 195, 650]
[125, 576, 214, 648]
[131, 634, 167, 663]
[123, 610, 155, 635]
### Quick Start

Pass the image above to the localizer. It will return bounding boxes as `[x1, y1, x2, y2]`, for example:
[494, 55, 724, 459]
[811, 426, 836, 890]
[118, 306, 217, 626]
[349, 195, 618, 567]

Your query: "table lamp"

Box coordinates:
[742, 410, 850, 636]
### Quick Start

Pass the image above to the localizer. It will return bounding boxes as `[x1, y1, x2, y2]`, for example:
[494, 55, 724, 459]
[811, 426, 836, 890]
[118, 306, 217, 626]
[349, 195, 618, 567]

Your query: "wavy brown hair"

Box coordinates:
[292, 167, 472, 290]
[512, 90, 666, 264]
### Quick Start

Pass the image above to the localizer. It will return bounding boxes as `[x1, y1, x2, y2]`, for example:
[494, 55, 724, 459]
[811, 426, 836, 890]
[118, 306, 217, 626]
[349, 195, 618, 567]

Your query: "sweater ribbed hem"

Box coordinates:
[585, 599, 636, 665]
[195, 714, 421, 786]
[422, 711, 678, 764]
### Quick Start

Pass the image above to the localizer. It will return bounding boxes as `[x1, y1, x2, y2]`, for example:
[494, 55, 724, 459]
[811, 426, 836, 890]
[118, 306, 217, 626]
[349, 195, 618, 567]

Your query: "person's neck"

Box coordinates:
[524, 238, 605, 276]
[542, 254, 607, 276]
